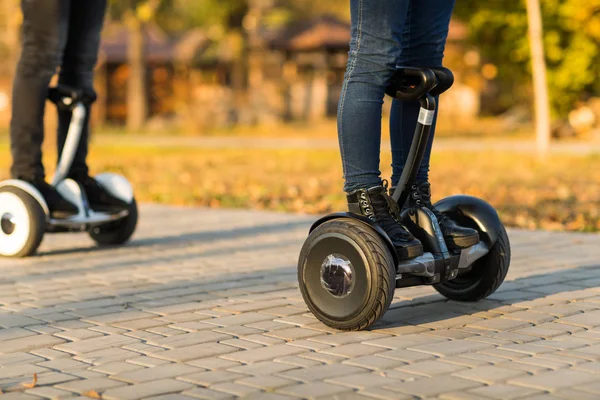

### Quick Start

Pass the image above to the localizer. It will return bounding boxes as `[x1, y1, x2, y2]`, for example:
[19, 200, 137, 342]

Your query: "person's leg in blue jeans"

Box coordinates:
[390, 0, 453, 186]
[389, 0, 479, 249]
[338, 0, 423, 260]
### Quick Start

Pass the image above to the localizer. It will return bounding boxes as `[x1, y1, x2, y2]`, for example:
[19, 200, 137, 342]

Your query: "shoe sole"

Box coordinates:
[51, 210, 79, 219]
[446, 233, 480, 250]
[395, 243, 424, 260]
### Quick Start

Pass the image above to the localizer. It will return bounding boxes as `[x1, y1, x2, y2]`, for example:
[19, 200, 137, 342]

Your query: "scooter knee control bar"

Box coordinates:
[428, 67, 454, 97]
[385, 67, 437, 101]
[48, 85, 97, 111]
[386, 67, 454, 101]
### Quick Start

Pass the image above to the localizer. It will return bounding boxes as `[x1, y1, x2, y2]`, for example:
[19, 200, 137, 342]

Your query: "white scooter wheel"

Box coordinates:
[0, 187, 46, 258]
[89, 198, 138, 246]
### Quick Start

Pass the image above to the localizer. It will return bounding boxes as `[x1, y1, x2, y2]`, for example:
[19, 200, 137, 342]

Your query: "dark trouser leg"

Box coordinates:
[10, 0, 69, 181]
[57, 0, 107, 178]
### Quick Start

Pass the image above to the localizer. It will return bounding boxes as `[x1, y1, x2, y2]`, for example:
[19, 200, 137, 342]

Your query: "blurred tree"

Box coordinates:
[108, 0, 167, 130]
[525, 0, 551, 158]
[0, 0, 20, 77]
[454, 0, 600, 118]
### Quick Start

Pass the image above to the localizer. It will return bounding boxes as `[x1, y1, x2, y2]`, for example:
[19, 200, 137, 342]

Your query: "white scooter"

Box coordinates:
[0, 86, 138, 258]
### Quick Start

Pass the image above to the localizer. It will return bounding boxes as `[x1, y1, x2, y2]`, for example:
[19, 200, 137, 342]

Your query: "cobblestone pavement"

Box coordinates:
[1, 204, 600, 400]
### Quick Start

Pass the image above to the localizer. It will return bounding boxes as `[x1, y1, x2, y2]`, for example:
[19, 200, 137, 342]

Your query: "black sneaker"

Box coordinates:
[347, 184, 423, 260]
[70, 174, 129, 213]
[407, 182, 480, 249]
[26, 178, 79, 219]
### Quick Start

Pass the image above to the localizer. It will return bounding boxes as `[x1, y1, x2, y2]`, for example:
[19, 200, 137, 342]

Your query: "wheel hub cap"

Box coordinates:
[1, 213, 16, 235]
[320, 254, 355, 298]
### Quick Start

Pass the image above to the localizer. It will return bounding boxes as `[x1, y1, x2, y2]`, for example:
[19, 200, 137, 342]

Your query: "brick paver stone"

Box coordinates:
[573, 381, 600, 396]
[556, 310, 600, 329]
[222, 344, 305, 364]
[56, 377, 129, 393]
[152, 343, 239, 362]
[0, 334, 65, 353]
[278, 382, 352, 398]
[468, 384, 542, 400]
[320, 343, 385, 358]
[453, 365, 527, 384]
[227, 361, 297, 376]
[102, 379, 195, 400]
[181, 387, 237, 400]
[342, 355, 407, 370]
[54, 335, 139, 354]
[409, 339, 494, 357]
[508, 369, 598, 390]
[384, 375, 482, 397]
[278, 364, 367, 382]
[25, 386, 75, 399]
[113, 363, 202, 383]
[178, 370, 248, 386]
[236, 375, 298, 390]
[397, 360, 467, 377]
[466, 318, 532, 332]
[325, 372, 401, 389]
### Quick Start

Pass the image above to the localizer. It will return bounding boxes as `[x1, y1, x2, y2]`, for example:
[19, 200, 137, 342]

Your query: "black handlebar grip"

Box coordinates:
[385, 67, 437, 101]
[429, 67, 454, 97]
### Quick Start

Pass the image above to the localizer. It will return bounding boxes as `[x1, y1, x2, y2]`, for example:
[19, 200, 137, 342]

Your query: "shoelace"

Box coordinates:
[413, 183, 451, 226]
[370, 189, 414, 242]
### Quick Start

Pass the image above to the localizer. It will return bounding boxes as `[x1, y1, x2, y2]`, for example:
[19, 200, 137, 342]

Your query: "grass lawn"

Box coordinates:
[1, 140, 598, 232]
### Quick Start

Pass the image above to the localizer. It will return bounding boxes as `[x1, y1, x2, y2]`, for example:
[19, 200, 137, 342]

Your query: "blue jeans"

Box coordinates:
[338, 0, 456, 193]
[10, 0, 107, 181]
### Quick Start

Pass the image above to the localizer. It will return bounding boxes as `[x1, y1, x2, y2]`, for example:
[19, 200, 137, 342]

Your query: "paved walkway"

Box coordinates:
[1, 205, 600, 400]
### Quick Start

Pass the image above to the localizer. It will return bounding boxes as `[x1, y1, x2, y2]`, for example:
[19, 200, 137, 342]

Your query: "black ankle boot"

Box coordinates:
[347, 184, 423, 260]
[25, 178, 79, 219]
[69, 173, 129, 213]
[404, 182, 479, 250]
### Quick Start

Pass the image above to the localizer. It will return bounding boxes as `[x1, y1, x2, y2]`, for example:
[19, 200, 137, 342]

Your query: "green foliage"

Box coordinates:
[454, 0, 600, 117]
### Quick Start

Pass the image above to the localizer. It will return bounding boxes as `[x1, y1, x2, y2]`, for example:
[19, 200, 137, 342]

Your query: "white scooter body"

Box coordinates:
[0, 88, 136, 257]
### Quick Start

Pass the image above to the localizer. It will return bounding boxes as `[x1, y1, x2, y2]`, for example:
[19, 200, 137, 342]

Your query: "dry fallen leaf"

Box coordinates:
[22, 373, 37, 389]
[83, 390, 103, 399]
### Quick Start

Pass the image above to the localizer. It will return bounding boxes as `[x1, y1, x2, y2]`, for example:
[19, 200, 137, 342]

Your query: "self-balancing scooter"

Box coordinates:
[298, 67, 511, 331]
[0, 85, 138, 258]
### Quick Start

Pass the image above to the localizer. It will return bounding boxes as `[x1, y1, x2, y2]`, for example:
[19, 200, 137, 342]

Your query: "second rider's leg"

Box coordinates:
[57, 0, 128, 212]
[10, 0, 78, 218]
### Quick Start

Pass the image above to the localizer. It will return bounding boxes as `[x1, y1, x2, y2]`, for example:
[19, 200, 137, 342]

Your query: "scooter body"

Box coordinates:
[0, 85, 138, 258]
[298, 67, 511, 331]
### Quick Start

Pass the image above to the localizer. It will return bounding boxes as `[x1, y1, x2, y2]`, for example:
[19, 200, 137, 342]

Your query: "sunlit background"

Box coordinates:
[0, 0, 598, 232]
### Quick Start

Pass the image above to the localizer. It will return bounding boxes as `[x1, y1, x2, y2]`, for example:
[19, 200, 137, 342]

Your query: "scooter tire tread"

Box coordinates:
[434, 223, 510, 302]
[299, 218, 396, 331]
[0, 187, 45, 258]
[89, 199, 138, 246]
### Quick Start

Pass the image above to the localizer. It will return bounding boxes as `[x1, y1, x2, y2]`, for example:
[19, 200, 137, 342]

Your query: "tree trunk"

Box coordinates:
[525, 0, 551, 160]
[1, 0, 19, 76]
[127, 17, 148, 131]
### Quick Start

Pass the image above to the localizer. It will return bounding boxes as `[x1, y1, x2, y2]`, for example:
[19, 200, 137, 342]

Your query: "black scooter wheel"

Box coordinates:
[0, 187, 46, 258]
[434, 222, 511, 302]
[89, 199, 138, 246]
[298, 218, 396, 331]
